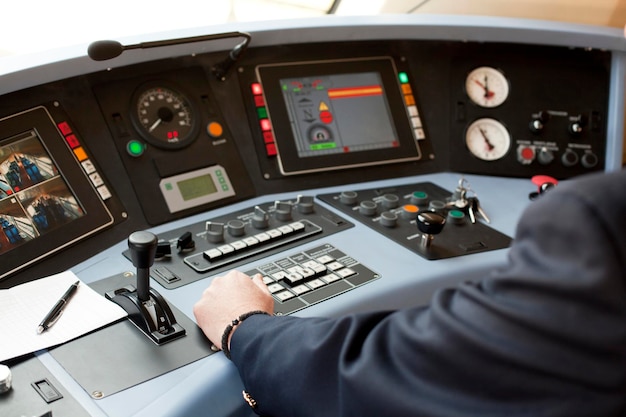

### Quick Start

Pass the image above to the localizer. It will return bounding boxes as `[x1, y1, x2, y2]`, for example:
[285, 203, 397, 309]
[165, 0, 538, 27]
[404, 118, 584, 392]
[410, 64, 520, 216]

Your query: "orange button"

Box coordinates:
[207, 122, 223, 138]
[401, 84, 412, 95]
[73, 146, 88, 162]
[404, 95, 415, 106]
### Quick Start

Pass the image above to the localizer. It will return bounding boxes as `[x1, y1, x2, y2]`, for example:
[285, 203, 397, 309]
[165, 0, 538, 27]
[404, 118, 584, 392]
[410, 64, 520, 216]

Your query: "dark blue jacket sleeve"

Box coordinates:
[231, 170, 626, 417]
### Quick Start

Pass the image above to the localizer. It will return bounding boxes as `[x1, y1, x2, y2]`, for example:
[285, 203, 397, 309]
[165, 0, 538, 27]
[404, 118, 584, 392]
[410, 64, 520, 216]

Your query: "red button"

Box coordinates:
[259, 119, 272, 131]
[254, 95, 265, 107]
[65, 134, 80, 148]
[57, 121, 72, 136]
[263, 131, 274, 144]
[265, 143, 277, 156]
[251, 83, 263, 96]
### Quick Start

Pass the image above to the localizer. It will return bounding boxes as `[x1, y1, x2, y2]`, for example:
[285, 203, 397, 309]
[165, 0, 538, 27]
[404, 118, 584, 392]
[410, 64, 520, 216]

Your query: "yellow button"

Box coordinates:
[207, 122, 223, 138]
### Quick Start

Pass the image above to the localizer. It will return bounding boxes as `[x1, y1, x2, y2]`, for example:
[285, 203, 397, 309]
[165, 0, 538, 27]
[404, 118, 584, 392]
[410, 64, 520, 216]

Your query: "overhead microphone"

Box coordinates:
[87, 31, 251, 81]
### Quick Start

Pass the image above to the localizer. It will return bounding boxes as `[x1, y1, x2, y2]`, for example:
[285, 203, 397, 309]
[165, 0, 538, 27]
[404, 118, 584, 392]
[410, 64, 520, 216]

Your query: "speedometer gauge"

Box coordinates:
[130, 82, 200, 150]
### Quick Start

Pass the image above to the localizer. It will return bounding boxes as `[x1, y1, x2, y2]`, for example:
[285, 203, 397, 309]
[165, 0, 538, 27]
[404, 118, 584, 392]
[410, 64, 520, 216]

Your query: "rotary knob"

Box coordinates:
[206, 221, 225, 243]
[296, 195, 314, 214]
[359, 200, 377, 216]
[379, 211, 398, 228]
[536, 147, 554, 165]
[381, 194, 399, 210]
[252, 206, 269, 229]
[339, 191, 358, 205]
[274, 201, 293, 222]
[227, 219, 246, 237]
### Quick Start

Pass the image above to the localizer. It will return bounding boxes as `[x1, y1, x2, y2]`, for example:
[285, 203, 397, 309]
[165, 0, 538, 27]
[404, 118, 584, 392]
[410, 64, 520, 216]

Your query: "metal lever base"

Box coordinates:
[105, 285, 185, 345]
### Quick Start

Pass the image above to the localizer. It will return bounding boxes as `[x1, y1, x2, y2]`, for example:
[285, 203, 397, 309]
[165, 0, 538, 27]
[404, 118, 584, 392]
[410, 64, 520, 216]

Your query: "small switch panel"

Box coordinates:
[31, 378, 63, 403]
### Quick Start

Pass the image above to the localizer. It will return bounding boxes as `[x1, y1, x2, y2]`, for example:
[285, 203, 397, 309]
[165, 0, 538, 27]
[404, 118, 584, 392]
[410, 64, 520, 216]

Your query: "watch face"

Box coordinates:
[465, 66, 509, 108]
[465, 118, 511, 161]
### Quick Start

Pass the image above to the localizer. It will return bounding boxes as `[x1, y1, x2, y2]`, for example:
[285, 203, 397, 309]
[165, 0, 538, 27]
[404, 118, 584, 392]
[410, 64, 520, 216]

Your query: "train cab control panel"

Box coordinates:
[0, 15, 624, 417]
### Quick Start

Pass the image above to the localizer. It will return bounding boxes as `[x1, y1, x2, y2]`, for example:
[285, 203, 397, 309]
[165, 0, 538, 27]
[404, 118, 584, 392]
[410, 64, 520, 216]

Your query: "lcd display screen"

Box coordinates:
[257, 57, 423, 176]
[177, 173, 217, 201]
[280, 72, 398, 158]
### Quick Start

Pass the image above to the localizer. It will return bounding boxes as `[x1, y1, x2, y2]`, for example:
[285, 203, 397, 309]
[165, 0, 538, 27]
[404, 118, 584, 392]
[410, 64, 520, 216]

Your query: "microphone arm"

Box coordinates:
[87, 31, 251, 81]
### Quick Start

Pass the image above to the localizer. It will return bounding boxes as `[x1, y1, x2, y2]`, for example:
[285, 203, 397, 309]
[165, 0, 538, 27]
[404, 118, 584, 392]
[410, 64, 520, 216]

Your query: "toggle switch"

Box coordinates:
[176, 231, 195, 252]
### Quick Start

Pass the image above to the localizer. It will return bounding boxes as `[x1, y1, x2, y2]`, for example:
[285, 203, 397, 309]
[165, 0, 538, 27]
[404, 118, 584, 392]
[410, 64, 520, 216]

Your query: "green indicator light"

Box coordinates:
[310, 142, 337, 151]
[126, 140, 145, 157]
[398, 72, 409, 84]
[256, 107, 268, 119]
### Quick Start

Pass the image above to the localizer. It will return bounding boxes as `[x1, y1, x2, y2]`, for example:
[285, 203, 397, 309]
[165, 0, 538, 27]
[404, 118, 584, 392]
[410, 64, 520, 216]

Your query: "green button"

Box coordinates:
[164, 183, 173, 191]
[126, 140, 145, 157]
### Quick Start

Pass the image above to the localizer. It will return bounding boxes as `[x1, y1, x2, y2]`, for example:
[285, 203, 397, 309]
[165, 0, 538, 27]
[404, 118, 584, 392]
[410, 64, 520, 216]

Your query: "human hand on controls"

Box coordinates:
[193, 270, 274, 351]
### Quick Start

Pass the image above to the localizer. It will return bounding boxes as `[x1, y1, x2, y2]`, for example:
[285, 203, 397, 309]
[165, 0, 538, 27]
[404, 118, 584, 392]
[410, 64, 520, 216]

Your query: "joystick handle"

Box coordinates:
[417, 211, 446, 249]
[128, 231, 158, 302]
[417, 211, 446, 235]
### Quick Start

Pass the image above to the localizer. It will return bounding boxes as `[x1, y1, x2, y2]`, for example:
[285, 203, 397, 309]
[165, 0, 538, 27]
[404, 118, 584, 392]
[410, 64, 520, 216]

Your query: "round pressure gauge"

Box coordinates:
[130, 82, 200, 150]
[465, 66, 509, 108]
[465, 118, 511, 161]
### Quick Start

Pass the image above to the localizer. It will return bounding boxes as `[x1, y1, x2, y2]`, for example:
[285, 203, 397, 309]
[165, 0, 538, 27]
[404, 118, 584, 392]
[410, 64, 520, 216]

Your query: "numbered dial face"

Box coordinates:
[131, 84, 200, 149]
[465, 118, 511, 161]
[465, 66, 509, 108]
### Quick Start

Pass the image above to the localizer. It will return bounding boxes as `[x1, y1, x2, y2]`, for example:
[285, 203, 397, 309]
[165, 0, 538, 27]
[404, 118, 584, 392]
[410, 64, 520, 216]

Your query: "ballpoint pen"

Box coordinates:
[36, 280, 80, 334]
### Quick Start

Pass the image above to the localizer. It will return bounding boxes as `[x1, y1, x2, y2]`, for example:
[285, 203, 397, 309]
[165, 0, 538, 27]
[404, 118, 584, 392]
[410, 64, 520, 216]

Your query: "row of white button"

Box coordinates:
[203, 221, 305, 261]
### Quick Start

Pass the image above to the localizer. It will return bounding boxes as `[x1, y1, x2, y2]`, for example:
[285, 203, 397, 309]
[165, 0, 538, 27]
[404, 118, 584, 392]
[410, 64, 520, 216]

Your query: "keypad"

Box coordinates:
[244, 243, 379, 315]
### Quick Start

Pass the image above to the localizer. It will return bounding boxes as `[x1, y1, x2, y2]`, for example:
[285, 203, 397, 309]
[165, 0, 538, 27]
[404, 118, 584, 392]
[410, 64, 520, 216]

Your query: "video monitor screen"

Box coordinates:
[0, 130, 85, 255]
[257, 57, 423, 175]
[0, 106, 113, 281]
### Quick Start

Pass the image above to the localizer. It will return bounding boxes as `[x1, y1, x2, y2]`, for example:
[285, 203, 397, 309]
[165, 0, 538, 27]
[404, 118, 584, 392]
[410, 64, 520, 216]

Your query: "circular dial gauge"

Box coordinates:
[465, 118, 511, 161]
[465, 66, 509, 108]
[131, 83, 200, 149]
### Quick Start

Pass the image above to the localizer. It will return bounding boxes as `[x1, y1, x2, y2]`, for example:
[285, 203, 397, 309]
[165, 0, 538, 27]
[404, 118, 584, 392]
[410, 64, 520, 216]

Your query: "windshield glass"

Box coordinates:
[1, 1, 623, 56]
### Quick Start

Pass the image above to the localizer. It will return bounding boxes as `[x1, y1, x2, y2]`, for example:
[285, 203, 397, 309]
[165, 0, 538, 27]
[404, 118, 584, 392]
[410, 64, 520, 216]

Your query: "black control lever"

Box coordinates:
[416, 211, 446, 249]
[105, 231, 185, 345]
